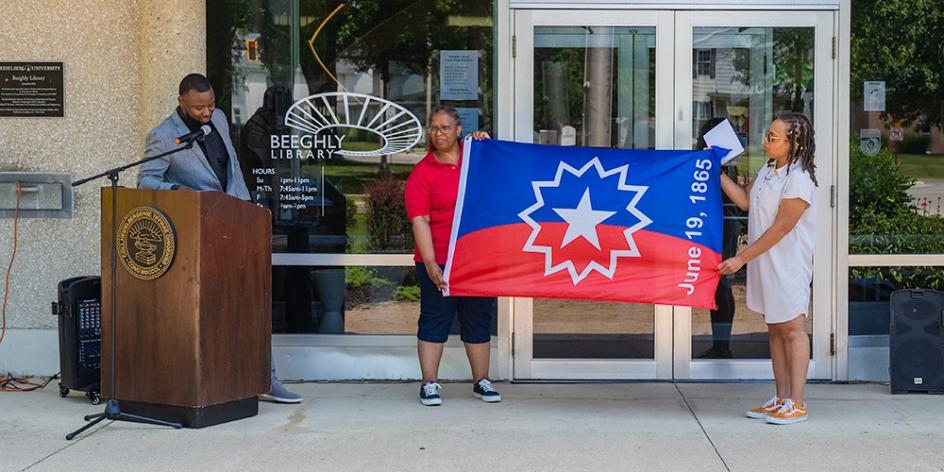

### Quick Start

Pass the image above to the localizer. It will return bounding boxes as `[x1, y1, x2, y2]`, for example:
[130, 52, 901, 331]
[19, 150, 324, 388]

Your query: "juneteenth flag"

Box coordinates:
[443, 139, 727, 309]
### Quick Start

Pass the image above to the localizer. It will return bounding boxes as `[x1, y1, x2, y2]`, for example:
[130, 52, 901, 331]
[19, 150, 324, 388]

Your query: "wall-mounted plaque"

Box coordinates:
[0, 62, 64, 117]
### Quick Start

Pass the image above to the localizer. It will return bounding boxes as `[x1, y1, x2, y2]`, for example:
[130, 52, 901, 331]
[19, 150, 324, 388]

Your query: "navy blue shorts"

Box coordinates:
[416, 263, 495, 344]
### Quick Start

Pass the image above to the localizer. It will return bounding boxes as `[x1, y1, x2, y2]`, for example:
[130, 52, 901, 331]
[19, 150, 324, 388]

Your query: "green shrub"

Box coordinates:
[345, 198, 358, 252]
[345, 266, 396, 309]
[393, 285, 421, 302]
[850, 206, 944, 254]
[849, 144, 914, 227]
[346, 266, 394, 288]
[851, 265, 944, 292]
[849, 140, 944, 288]
[364, 176, 412, 251]
[345, 198, 358, 230]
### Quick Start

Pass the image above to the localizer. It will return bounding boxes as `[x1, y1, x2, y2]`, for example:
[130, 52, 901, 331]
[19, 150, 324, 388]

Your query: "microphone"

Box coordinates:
[175, 124, 212, 145]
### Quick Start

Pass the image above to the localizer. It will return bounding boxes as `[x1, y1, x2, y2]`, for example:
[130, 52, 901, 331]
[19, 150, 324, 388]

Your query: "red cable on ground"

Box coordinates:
[0, 181, 22, 348]
[0, 182, 32, 391]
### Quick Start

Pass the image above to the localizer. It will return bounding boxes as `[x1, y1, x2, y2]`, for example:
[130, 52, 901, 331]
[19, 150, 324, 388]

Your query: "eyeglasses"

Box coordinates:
[427, 125, 455, 136]
[765, 130, 788, 143]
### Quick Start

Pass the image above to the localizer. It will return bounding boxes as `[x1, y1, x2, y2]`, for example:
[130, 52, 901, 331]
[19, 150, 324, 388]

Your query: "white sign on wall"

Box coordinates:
[456, 107, 479, 138]
[440, 50, 479, 101]
[864, 81, 886, 112]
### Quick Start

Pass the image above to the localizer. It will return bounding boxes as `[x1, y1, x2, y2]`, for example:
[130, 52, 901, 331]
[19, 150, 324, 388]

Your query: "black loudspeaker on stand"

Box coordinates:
[889, 289, 944, 395]
[64, 140, 205, 440]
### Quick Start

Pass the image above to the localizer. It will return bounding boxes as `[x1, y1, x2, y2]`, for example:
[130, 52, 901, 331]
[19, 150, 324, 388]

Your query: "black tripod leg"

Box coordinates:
[66, 413, 108, 440]
[114, 412, 183, 429]
[83, 412, 105, 421]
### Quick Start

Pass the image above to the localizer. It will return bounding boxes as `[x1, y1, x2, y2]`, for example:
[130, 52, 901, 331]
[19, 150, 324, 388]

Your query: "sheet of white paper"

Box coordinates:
[702, 119, 744, 165]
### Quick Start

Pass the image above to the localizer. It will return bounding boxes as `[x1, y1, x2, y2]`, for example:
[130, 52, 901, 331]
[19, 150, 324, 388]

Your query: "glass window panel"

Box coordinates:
[207, 1, 498, 336]
[272, 264, 498, 336]
[533, 300, 654, 359]
[848, 133, 944, 255]
[533, 26, 656, 149]
[849, 3, 944, 254]
[691, 269, 813, 360]
[689, 27, 815, 360]
[207, 0, 495, 254]
[849, 266, 944, 336]
[529, 25, 658, 361]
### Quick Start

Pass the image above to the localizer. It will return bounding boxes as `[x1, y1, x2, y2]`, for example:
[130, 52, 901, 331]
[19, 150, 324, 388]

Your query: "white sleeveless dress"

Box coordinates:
[746, 163, 816, 324]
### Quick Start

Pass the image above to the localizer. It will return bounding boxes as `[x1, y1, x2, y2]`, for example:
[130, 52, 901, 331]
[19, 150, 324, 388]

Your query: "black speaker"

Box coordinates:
[51, 276, 102, 404]
[889, 289, 944, 394]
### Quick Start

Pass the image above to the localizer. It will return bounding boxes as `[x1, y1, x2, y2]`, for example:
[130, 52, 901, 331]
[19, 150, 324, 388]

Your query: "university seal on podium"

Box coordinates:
[116, 206, 176, 280]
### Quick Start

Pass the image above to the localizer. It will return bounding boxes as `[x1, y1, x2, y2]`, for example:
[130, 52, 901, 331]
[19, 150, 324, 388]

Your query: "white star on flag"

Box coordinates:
[517, 157, 652, 285]
[552, 188, 616, 250]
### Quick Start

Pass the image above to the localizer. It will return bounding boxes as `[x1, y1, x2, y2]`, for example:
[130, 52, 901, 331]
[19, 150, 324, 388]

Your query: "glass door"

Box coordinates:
[512, 10, 676, 379]
[673, 10, 835, 380]
[512, 9, 836, 381]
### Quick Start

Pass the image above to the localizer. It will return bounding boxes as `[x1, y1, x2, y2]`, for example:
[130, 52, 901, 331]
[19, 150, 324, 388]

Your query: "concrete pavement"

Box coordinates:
[2, 382, 942, 472]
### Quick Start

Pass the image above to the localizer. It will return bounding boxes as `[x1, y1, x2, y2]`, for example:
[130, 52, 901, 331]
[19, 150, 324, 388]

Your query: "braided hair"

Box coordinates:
[775, 112, 818, 186]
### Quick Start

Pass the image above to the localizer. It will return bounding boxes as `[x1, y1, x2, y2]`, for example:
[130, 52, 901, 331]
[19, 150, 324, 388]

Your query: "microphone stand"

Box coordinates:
[65, 138, 203, 440]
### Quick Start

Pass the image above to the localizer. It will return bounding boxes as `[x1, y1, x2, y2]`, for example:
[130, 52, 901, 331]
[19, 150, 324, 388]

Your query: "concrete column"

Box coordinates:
[0, 0, 143, 374]
[0, 0, 209, 375]
[137, 0, 207, 134]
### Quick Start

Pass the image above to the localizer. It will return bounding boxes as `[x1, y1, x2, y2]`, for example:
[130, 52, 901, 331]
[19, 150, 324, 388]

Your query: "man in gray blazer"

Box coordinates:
[138, 73, 302, 404]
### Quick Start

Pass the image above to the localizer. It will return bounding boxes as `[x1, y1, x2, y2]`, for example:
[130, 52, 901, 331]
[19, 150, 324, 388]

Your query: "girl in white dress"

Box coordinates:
[718, 113, 817, 425]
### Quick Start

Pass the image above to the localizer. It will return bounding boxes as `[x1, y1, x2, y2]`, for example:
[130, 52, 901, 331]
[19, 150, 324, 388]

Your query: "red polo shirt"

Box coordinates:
[404, 149, 462, 264]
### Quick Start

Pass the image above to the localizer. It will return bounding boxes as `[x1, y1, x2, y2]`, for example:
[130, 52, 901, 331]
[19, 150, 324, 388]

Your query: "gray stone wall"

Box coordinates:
[0, 0, 205, 374]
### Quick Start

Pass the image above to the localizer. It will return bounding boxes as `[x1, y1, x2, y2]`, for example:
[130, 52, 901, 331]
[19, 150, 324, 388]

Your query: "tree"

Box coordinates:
[334, 0, 493, 101]
[851, 0, 944, 128]
[208, 0, 494, 120]
[730, 28, 814, 114]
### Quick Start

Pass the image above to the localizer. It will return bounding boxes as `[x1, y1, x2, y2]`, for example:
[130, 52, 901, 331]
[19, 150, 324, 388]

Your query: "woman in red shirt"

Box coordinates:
[404, 106, 499, 406]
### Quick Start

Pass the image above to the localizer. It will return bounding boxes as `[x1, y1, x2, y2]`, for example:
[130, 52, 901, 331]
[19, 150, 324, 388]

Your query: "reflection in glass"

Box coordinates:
[207, 0, 494, 254]
[206, 1, 497, 334]
[692, 293, 813, 360]
[848, 136, 944, 255]
[689, 27, 815, 359]
[529, 25, 658, 360]
[272, 265, 498, 336]
[849, 3, 944, 255]
[691, 27, 814, 173]
[533, 300, 654, 359]
[849, 267, 944, 337]
[272, 265, 419, 335]
[534, 26, 656, 149]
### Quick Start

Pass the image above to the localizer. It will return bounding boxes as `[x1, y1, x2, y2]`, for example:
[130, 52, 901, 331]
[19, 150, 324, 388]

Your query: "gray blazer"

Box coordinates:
[137, 108, 251, 201]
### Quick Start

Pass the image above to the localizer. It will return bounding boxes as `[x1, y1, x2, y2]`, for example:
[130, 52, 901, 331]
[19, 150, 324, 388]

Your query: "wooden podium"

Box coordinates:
[100, 188, 271, 428]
